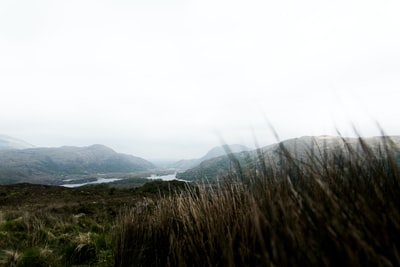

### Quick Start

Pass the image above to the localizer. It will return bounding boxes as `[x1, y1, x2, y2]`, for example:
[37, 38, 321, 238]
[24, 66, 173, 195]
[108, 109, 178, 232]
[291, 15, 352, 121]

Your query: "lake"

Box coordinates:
[60, 172, 184, 187]
[61, 178, 122, 188]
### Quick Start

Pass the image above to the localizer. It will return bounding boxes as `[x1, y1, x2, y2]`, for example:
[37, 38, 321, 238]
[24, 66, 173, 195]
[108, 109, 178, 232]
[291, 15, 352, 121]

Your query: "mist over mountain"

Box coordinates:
[3, 133, 400, 186]
[0, 144, 155, 184]
[177, 136, 400, 181]
[169, 144, 251, 171]
[0, 134, 34, 150]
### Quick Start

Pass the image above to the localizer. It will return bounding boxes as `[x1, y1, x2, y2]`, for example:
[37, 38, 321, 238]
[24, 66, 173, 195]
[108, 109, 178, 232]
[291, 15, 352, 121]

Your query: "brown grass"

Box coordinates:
[114, 136, 400, 267]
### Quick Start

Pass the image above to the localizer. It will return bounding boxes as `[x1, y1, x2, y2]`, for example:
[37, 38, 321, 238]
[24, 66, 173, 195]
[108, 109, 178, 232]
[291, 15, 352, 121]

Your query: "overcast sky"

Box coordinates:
[1, 0, 399, 160]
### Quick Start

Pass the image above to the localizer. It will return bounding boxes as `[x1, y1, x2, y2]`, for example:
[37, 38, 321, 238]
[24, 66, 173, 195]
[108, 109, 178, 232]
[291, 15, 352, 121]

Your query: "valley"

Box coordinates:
[0, 134, 400, 266]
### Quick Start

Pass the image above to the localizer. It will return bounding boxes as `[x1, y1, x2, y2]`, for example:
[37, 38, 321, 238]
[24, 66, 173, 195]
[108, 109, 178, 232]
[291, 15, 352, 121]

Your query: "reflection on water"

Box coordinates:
[145, 173, 187, 182]
[61, 178, 121, 188]
[61, 173, 187, 188]
[60, 172, 185, 188]
[146, 173, 177, 181]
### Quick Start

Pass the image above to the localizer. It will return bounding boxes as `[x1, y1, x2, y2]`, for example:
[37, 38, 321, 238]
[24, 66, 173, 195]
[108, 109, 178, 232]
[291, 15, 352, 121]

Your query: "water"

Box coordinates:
[145, 173, 187, 182]
[60, 172, 185, 188]
[146, 173, 177, 181]
[61, 178, 122, 188]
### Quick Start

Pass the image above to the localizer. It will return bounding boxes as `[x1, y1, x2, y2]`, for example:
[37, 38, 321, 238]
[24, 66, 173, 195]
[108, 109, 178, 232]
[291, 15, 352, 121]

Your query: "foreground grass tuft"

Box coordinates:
[115, 136, 400, 267]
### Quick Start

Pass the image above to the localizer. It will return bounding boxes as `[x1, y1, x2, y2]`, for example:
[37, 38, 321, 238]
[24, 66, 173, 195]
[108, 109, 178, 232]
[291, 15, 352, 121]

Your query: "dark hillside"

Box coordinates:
[177, 135, 400, 182]
[0, 145, 155, 184]
[170, 144, 250, 170]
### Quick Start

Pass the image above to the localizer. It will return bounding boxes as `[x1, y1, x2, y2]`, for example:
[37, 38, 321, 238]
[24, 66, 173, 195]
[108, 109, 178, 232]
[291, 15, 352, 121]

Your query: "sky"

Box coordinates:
[1, 0, 399, 160]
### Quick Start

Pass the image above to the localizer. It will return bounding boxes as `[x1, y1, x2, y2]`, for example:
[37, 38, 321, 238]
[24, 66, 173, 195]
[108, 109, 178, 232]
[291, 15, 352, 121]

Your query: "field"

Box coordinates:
[1, 137, 400, 266]
[0, 181, 189, 266]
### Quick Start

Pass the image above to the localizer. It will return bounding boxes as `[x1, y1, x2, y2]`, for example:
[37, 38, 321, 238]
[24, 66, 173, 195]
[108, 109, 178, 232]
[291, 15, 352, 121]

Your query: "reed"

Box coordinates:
[114, 135, 400, 267]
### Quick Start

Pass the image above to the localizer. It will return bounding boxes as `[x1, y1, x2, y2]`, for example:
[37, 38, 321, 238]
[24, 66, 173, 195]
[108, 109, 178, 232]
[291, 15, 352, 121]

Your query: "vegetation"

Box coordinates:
[0, 184, 117, 266]
[115, 136, 400, 267]
[1, 135, 400, 266]
[0, 181, 190, 266]
[176, 135, 400, 182]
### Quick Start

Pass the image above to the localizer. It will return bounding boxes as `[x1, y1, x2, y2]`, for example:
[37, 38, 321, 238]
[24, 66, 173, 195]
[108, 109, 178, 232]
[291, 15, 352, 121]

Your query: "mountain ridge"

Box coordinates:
[0, 134, 35, 150]
[0, 144, 155, 184]
[168, 144, 251, 171]
[176, 135, 400, 181]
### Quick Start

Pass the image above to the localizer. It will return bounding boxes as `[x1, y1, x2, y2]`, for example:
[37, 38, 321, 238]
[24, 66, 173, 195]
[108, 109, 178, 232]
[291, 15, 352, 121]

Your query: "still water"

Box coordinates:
[61, 173, 182, 188]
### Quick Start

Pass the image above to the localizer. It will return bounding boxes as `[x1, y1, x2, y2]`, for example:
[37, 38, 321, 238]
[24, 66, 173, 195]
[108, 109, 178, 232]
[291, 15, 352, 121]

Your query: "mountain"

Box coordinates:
[0, 144, 155, 184]
[169, 144, 251, 170]
[202, 144, 251, 160]
[0, 134, 34, 150]
[176, 135, 400, 182]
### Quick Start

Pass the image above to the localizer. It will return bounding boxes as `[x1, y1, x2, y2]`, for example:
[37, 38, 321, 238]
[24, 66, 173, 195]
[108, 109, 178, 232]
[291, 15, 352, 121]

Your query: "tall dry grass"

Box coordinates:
[114, 136, 400, 267]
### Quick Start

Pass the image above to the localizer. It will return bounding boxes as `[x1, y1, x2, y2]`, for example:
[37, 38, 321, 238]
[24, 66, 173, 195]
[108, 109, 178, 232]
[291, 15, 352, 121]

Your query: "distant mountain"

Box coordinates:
[202, 144, 251, 160]
[169, 144, 251, 170]
[0, 134, 34, 150]
[0, 144, 155, 184]
[176, 136, 400, 182]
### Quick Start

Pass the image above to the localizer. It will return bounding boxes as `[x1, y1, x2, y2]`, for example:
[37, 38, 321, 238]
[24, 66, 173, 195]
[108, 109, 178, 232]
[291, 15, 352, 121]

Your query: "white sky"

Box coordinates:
[1, 0, 399, 160]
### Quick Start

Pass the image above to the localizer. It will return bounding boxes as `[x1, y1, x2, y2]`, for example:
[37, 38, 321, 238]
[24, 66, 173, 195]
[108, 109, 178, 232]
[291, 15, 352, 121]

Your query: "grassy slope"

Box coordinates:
[0, 180, 190, 266]
[1, 136, 400, 266]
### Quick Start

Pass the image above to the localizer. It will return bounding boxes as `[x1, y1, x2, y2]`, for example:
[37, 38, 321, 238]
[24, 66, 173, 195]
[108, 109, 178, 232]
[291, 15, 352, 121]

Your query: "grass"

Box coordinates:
[0, 204, 114, 266]
[1, 135, 399, 266]
[114, 135, 400, 267]
[0, 180, 195, 266]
